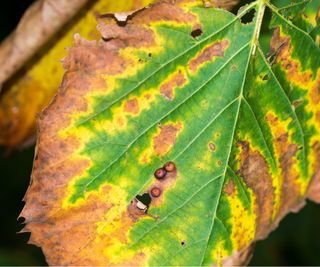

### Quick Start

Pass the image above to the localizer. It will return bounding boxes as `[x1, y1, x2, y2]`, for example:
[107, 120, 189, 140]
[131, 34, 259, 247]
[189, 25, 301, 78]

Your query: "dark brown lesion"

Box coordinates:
[236, 141, 275, 239]
[160, 71, 187, 100]
[189, 39, 229, 73]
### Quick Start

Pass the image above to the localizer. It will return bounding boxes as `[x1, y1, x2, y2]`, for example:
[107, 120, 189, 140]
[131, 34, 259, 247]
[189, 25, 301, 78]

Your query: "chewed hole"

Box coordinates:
[191, 28, 203, 38]
[240, 9, 255, 24]
[101, 37, 113, 42]
[260, 73, 269, 81]
[136, 193, 152, 207]
[116, 20, 127, 27]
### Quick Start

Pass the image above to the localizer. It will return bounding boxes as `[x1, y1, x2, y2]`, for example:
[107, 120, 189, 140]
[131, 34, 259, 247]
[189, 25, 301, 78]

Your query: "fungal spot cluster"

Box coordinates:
[128, 161, 177, 221]
[154, 161, 176, 179]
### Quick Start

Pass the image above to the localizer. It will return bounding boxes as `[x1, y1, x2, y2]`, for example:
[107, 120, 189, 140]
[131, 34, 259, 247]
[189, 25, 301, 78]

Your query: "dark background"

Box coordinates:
[0, 0, 319, 265]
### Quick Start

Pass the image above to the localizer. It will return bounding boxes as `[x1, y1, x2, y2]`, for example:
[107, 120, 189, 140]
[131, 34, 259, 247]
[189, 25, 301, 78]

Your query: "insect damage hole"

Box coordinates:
[240, 8, 256, 24]
[259, 73, 269, 81]
[135, 193, 152, 211]
[191, 28, 203, 38]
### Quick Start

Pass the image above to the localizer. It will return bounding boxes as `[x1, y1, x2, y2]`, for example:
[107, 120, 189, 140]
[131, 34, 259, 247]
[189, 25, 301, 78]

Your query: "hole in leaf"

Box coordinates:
[260, 73, 269, 81]
[116, 20, 127, 27]
[101, 37, 113, 42]
[148, 53, 152, 57]
[181, 241, 186, 246]
[240, 9, 255, 24]
[191, 28, 203, 38]
[136, 193, 152, 207]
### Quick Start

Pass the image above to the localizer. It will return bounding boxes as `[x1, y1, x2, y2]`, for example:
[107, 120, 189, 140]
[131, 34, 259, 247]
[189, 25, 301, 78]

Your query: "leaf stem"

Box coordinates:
[252, 0, 266, 55]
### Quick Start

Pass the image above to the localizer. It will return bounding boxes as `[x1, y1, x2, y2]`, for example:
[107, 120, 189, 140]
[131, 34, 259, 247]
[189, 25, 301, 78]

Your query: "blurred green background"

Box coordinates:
[0, 0, 319, 265]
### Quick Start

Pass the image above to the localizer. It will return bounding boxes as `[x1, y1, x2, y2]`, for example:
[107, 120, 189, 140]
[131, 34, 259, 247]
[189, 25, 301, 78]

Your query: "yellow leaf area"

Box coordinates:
[0, 0, 156, 147]
[210, 175, 256, 266]
[271, 26, 320, 192]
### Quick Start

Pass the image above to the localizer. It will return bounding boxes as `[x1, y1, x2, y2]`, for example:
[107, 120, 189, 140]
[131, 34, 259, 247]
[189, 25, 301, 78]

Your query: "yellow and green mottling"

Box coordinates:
[23, 1, 320, 266]
[210, 240, 229, 266]
[227, 183, 256, 253]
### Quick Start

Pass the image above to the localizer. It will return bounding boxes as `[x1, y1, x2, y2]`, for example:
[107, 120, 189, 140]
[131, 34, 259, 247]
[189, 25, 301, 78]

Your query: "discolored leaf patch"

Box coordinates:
[21, 0, 320, 266]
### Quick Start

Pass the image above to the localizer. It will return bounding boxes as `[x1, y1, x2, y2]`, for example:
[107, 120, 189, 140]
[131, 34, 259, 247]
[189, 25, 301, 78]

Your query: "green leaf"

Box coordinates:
[21, 0, 320, 265]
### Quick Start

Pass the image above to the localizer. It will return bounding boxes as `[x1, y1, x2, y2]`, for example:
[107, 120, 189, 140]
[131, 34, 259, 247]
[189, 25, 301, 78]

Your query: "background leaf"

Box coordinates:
[0, 0, 156, 147]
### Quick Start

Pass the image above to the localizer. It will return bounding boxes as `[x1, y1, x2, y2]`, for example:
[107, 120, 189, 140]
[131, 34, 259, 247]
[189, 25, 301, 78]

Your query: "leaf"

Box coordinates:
[0, 0, 90, 85]
[272, 0, 320, 43]
[20, 0, 320, 265]
[0, 0, 157, 147]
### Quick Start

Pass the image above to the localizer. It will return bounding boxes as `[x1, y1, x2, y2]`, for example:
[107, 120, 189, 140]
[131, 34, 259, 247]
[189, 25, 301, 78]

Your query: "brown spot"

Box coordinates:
[224, 179, 236, 196]
[124, 98, 140, 115]
[153, 123, 182, 157]
[154, 167, 167, 179]
[148, 167, 177, 208]
[237, 141, 274, 239]
[160, 71, 187, 100]
[189, 39, 229, 73]
[209, 142, 216, 151]
[150, 187, 162, 198]
[163, 161, 176, 172]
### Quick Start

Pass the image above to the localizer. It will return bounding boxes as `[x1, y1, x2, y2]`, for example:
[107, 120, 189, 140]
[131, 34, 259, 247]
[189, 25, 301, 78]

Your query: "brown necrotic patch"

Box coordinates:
[224, 179, 236, 196]
[270, 27, 320, 131]
[236, 141, 274, 239]
[22, 183, 142, 266]
[270, 28, 313, 88]
[265, 113, 305, 224]
[98, 23, 155, 48]
[124, 98, 140, 115]
[160, 70, 187, 100]
[153, 122, 182, 157]
[189, 39, 229, 73]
